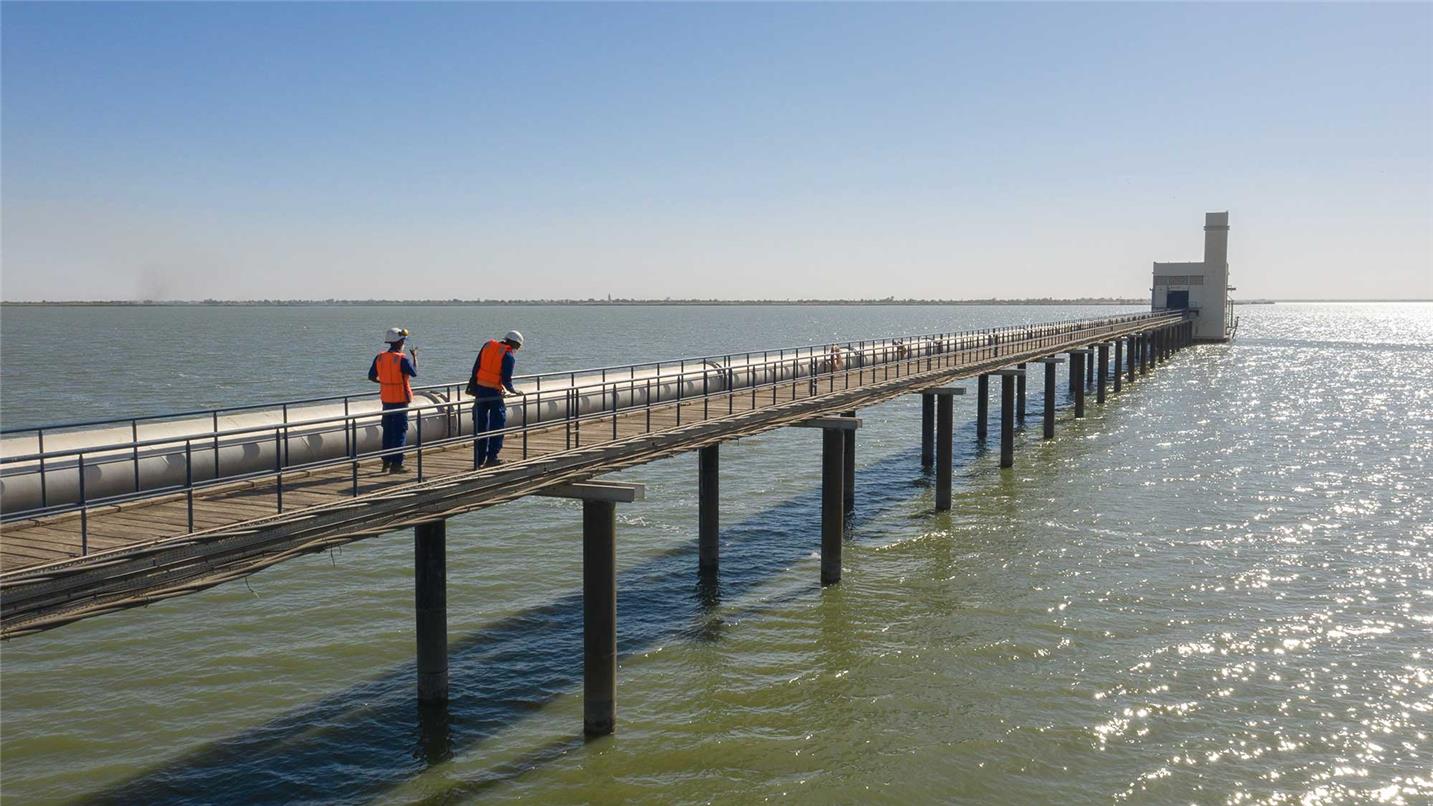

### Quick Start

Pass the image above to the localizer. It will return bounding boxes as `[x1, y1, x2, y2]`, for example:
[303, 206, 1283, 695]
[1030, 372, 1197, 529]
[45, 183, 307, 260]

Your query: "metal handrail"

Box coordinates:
[0, 312, 1187, 535]
[1, 311, 1163, 465]
[0, 309, 1154, 438]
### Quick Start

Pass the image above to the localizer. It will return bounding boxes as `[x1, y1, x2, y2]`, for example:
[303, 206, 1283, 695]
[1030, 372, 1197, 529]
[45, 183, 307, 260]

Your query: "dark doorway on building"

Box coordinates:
[1167, 290, 1189, 309]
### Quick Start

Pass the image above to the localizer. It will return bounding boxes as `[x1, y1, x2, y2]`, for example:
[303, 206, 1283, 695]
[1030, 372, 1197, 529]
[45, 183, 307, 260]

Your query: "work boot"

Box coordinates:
[484, 458, 505, 468]
[390, 464, 411, 474]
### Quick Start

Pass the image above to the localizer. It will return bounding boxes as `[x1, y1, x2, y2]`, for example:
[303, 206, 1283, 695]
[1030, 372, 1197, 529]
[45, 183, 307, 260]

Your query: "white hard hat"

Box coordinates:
[385, 327, 410, 343]
[504, 330, 524, 347]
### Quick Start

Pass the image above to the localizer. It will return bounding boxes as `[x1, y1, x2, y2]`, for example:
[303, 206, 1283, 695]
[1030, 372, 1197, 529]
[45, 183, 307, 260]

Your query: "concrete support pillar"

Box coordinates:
[1016, 363, 1027, 421]
[1128, 335, 1137, 382]
[999, 373, 1016, 469]
[1140, 334, 1149, 376]
[935, 391, 954, 510]
[415, 520, 449, 705]
[976, 374, 989, 441]
[1086, 345, 1095, 389]
[1113, 339, 1123, 393]
[1096, 344, 1109, 405]
[1068, 352, 1080, 398]
[920, 393, 935, 470]
[1073, 351, 1086, 418]
[698, 444, 719, 573]
[821, 428, 845, 585]
[1040, 358, 1061, 440]
[842, 411, 856, 513]
[583, 499, 617, 736]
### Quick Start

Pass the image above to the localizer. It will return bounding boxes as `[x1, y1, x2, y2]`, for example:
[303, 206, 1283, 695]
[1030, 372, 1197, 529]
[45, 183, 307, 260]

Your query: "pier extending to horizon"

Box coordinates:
[0, 310, 1193, 736]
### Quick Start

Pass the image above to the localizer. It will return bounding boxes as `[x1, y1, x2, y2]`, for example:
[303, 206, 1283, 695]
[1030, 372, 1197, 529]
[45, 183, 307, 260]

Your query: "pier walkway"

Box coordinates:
[1, 310, 1192, 729]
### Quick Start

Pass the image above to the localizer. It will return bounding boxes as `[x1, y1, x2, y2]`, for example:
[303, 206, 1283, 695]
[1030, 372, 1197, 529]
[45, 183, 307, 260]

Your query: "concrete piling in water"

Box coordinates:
[1128, 334, 1138, 382]
[1086, 344, 1095, 389]
[415, 520, 448, 705]
[1140, 334, 1149, 376]
[534, 481, 646, 738]
[1114, 339, 1123, 393]
[920, 393, 935, 471]
[933, 388, 955, 510]
[821, 427, 845, 585]
[1016, 363, 1027, 421]
[1096, 343, 1109, 405]
[1037, 357, 1062, 439]
[1071, 350, 1088, 418]
[583, 499, 617, 736]
[976, 374, 990, 441]
[794, 417, 861, 584]
[698, 444, 719, 573]
[842, 411, 856, 512]
[997, 371, 1018, 468]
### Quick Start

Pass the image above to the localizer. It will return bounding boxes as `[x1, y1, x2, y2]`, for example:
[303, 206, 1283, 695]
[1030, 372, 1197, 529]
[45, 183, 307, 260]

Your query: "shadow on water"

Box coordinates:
[84, 386, 1095, 805]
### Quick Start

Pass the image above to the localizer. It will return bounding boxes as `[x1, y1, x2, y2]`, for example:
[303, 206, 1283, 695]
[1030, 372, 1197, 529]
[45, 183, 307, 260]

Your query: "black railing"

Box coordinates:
[0, 311, 1188, 555]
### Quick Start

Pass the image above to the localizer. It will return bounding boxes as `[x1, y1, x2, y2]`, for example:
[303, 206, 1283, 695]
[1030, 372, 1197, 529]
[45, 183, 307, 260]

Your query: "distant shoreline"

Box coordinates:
[1, 297, 1148, 307]
[0, 297, 1425, 307]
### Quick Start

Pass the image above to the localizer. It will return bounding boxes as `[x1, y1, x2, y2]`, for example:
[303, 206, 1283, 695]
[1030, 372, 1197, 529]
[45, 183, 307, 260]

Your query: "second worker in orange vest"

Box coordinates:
[368, 327, 419, 473]
[470, 330, 523, 467]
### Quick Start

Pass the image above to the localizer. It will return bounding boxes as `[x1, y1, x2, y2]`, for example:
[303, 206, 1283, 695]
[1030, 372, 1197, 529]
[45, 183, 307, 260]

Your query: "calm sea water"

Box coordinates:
[1, 303, 1429, 804]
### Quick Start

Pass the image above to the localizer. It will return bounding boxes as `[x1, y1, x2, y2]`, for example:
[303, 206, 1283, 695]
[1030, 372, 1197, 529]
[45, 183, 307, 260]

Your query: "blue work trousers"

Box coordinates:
[381, 402, 410, 466]
[473, 393, 507, 465]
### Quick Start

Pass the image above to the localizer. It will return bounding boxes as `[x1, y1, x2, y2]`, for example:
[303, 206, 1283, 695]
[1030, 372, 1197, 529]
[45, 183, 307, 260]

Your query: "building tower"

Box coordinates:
[1152, 211, 1234, 342]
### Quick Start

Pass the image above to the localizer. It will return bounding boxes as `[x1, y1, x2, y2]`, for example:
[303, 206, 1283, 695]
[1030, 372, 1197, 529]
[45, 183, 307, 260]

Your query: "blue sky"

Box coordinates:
[2, 2, 1430, 300]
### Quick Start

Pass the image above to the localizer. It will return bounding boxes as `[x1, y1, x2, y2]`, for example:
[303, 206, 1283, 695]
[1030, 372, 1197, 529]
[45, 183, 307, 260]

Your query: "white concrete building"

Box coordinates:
[1152, 211, 1235, 342]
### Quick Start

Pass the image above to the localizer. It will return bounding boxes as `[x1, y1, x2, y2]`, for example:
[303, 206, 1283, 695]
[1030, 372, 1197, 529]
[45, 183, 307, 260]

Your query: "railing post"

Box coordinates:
[185, 439, 194, 532]
[274, 428, 283, 513]
[78, 452, 88, 556]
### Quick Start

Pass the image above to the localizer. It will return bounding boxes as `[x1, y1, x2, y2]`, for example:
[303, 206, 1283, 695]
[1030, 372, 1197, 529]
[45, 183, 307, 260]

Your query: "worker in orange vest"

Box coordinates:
[368, 327, 418, 473]
[469, 330, 523, 467]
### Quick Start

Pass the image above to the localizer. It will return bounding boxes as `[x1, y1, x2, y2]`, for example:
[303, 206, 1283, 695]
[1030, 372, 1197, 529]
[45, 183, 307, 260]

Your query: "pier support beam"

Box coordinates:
[1086, 344, 1095, 389]
[843, 411, 856, 512]
[821, 427, 845, 585]
[1139, 334, 1149, 376]
[1068, 352, 1080, 398]
[1016, 363, 1027, 421]
[794, 417, 861, 585]
[1096, 343, 1109, 405]
[415, 520, 448, 706]
[920, 393, 935, 470]
[1071, 350, 1088, 418]
[995, 370, 1020, 468]
[931, 387, 957, 510]
[538, 481, 645, 737]
[976, 374, 989, 441]
[1037, 357, 1062, 440]
[1114, 339, 1123, 393]
[1128, 335, 1137, 383]
[583, 499, 617, 736]
[698, 445, 719, 573]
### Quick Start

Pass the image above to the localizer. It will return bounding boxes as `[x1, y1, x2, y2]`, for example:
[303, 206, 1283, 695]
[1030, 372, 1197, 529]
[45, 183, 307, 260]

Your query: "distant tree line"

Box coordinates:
[3, 296, 1149, 307]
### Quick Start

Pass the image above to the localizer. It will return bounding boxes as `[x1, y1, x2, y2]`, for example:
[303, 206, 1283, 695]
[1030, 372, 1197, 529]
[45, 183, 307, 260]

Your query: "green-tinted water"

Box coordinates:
[1, 304, 1429, 803]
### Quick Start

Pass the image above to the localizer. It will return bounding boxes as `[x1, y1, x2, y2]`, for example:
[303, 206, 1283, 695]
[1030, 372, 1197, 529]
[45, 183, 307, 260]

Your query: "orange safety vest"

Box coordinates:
[474, 339, 513, 390]
[375, 351, 412, 404]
